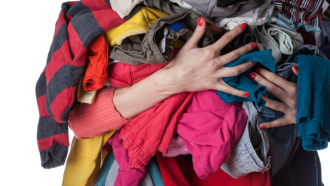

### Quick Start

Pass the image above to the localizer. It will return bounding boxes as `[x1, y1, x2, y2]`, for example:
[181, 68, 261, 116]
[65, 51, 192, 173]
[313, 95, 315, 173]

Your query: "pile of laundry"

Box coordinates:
[35, 0, 330, 185]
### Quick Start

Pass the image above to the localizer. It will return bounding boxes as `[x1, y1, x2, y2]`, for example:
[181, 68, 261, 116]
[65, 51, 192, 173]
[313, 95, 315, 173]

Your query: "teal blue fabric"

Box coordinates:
[216, 49, 276, 107]
[294, 55, 330, 151]
[147, 157, 164, 186]
[94, 149, 115, 186]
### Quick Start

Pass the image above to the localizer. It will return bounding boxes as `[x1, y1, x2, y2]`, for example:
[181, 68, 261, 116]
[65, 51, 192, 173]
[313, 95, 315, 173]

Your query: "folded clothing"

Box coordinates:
[177, 90, 247, 179]
[216, 49, 276, 107]
[294, 54, 330, 150]
[272, 0, 324, 26]
[83, 34, 109, 92]
[156, 152, 271, 186]
[110, 10, 214, 65]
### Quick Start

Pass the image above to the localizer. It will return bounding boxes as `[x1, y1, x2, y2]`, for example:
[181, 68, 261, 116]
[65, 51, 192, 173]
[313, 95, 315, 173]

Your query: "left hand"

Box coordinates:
[249, 66, 298, 129]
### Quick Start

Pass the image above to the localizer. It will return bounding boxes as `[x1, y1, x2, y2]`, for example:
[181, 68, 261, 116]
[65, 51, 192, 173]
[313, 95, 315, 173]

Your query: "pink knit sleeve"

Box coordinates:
[68, 87, 130, 139]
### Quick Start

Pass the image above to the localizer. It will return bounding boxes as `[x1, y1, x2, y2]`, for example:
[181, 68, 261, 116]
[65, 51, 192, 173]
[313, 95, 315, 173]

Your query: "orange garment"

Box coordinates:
[83, 34, 109, 92]
[156, 152, 271, 186]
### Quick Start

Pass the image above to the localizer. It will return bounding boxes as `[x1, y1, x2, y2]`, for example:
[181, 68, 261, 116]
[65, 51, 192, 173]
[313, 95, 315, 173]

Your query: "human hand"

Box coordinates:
[249, 66, 299, 129]
[162, 17, 257, 98]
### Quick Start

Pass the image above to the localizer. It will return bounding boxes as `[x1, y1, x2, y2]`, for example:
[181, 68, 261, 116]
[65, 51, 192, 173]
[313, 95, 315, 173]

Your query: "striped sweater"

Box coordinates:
[273, 0, 324, 26]
[35, 0, 140, 169]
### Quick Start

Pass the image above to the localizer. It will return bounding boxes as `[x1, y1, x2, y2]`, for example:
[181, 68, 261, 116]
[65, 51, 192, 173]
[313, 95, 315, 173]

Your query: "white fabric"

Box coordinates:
[216, 0, 275, 30]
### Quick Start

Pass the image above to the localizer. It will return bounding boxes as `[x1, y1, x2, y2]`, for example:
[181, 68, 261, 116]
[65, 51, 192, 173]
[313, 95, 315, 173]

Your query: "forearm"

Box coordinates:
[113, 67, 177, 119]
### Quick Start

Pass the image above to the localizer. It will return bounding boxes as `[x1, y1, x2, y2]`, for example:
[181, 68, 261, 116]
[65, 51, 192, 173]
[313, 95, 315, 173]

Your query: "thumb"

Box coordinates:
[184, 17, 206, 48]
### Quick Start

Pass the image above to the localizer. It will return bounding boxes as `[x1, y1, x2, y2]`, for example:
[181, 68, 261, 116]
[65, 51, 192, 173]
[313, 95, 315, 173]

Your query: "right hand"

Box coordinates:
[162, 17, 257, 98]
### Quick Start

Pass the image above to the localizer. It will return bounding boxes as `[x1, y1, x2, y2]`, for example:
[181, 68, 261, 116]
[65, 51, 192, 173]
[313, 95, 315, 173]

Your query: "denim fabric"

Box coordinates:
[258, 44, 326, 177]
[320, 19, 330, 55]
[221, 102, 271, 178]
[271, 141, 323, 186]
[266, 9, 321, 33]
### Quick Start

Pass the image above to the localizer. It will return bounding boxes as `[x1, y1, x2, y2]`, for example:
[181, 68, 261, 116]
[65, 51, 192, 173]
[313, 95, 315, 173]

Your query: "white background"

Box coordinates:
[0, 0, 329, 185]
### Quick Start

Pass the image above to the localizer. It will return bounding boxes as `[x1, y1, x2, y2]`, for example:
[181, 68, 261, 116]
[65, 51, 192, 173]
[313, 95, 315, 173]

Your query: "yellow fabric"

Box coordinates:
[62, 130, 116, 186]
[172, 40, 184, 49]
[105, 7, 169, 47]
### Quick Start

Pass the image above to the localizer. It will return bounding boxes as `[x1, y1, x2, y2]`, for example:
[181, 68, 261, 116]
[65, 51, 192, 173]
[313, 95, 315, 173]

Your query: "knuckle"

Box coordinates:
[231, 51, 240, 60]
[268, 74, 277, 82]
[203, 48, 215, 58]
[232, 68, 241, 76]
[222, 34, 232, 43]
[207, 60, 218, 70]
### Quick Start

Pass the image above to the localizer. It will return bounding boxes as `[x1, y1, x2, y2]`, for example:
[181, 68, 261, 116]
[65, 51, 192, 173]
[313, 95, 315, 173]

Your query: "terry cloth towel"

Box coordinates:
[177, 90, 247, 179]
[294, 55, 330, 151]
[35, 0, 140, 169]
[272, 0, 324, 26]
[107, 49, 195, 169]
[216, 49, 276, 107]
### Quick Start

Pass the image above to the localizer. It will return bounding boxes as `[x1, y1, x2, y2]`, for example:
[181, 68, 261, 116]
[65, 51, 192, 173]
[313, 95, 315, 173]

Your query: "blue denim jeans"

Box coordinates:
[258, 45, 325, 179]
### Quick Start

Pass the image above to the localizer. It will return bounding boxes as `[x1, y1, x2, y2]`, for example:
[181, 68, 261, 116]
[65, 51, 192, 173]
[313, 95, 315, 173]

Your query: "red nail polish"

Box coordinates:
[244, 93, 250, 97]
[198, 17, 204, 26]
[259, 125, 266, 129]
[241, 23, 247, 30]
[255, 68, 261, 73]
[252, 62, 257, 65]
[252, 42, 257, 49]
[249, 72, 256, 79]
[293, 65, 298, 70]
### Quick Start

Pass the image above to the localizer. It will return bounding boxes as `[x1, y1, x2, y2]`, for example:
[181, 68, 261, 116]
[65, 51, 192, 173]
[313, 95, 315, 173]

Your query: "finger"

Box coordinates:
[216, 80, 251, 98]
[261, 95, 287, 113]
[184, 17, 206, 48]
[208, 23, 248, 53]
[220, 61, 256, 77]
[219, 43, 257, 65]
[255, 68, 296, 95]
[259, 117, 292, 129]
[292, 65, 298, 76]
[249, 71, 291, 103]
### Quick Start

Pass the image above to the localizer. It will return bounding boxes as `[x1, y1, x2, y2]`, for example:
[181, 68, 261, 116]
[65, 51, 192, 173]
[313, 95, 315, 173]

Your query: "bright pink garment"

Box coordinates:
[108, 130, 145, 186]
[177, 90, 247, 179]
[108, 49, 196, 169]
[162, 134, 189, 157]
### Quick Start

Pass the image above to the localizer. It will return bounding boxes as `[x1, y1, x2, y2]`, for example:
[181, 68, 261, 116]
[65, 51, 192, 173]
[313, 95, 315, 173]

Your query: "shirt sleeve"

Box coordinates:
[68, 87, 130, 139]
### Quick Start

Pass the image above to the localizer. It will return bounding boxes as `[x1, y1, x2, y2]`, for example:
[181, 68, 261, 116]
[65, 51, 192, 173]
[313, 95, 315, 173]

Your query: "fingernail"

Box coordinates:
[293, 65, 298, 70]
[244, 93, 250, 97]
[241, 23, 247, 30]
[198, 17, 204, 27]
[249, 72, 256, 79]
[259, 125, 267, 129]
[255, 68, 261, 73]
[252, 62, 257, 65]
[252, 42, 257, 49]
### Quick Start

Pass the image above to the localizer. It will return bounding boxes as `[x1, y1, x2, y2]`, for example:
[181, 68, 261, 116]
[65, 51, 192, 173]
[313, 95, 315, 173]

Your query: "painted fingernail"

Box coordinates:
[244, 93, 250, 97]
[252, 62, 257, 65]
[252, 42, 257, 49]
[241, 23, 247, 30]
[198, 17, 204, 26]
[293, 65, 298, 70]
[255, 68, 261, 73]
[259, 125, 267, 129]
[249, 72, 256, 79]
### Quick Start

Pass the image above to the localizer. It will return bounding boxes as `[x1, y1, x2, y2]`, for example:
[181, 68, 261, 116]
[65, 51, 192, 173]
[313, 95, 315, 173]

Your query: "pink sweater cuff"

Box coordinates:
[69, 87, 130, 139]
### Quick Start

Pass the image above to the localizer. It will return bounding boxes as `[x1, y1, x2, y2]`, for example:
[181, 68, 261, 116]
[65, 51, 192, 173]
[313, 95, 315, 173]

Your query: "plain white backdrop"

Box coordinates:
[0, 0, 329, 185]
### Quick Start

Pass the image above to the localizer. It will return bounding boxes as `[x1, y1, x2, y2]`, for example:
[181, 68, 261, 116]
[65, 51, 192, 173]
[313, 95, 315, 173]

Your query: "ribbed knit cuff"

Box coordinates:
[69, 88, 130, 139]
[40, 142, 68, 169]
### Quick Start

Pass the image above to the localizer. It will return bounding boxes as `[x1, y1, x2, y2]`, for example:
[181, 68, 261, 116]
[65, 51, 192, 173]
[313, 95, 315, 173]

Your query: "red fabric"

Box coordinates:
[108, 49, 196, 169]
[297, 28, 316, 46]
[156, 152, 271, 186]
[83, 35, 109, 91]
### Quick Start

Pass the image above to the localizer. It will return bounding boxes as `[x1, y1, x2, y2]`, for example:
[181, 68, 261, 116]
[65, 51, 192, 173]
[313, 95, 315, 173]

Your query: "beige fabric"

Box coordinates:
[77, 76, 97, 104]
[110, 0, 143, 18]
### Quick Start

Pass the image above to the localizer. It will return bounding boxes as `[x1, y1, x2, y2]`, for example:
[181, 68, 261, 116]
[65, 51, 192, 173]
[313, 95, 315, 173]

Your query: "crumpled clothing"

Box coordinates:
[216, 50, 276, 107]
[162, 134, 189, 157]
[110, 0, 143, 18]
[177, 90, 247, 179]
[216, 0, 275, 30]
[83, 35, 109, 92]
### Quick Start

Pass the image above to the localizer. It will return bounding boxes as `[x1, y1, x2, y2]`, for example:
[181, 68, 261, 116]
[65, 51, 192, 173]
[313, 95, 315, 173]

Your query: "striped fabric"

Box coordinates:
[273, 0, 324, 26]
[35, 0, 140, 169]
